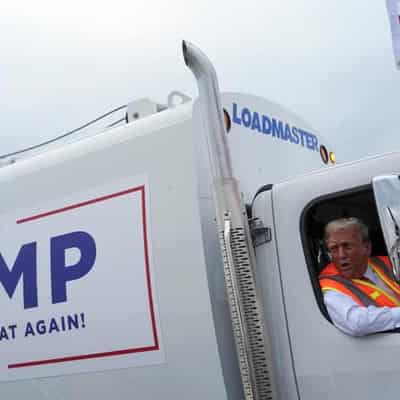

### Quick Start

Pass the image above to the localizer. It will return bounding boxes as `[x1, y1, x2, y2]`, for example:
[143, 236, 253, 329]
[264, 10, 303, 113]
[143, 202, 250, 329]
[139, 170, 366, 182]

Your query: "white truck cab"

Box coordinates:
[253, 152, 400, 399]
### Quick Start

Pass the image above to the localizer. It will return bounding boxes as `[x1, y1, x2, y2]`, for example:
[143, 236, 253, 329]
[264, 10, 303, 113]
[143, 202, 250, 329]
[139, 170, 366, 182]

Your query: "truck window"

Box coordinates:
[301, 185, 387, 321]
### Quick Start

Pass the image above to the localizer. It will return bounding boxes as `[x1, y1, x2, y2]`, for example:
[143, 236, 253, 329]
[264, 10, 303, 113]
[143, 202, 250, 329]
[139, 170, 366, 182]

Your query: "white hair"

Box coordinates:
[324, 217, 369, 243]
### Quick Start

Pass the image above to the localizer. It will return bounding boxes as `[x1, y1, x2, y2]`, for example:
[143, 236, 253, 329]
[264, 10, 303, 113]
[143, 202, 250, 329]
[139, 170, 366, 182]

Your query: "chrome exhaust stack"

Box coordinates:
[183, 40, 276, 400]
[182, 40, 234, 183]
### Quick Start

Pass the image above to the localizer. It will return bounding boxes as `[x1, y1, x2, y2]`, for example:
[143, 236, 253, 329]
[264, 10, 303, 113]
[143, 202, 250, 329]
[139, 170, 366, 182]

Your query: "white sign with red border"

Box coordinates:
[0, 174, 163, 381]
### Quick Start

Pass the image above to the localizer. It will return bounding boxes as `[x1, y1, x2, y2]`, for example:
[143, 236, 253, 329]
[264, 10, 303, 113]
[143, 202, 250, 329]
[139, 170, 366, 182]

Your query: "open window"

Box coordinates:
[301, 185, 386, 320]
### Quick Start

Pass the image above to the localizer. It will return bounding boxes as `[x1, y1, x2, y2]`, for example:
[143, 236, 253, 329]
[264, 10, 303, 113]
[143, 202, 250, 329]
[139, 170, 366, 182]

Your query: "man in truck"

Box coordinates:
[319, 217, 400, 336]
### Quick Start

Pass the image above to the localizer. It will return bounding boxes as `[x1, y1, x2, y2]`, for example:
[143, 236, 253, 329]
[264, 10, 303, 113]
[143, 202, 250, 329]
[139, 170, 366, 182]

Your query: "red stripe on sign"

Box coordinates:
[141, 188, 159, 350]
[8, 345, 159, 368]
[9, 185, 160, 369]
[17, 187, 144, 224]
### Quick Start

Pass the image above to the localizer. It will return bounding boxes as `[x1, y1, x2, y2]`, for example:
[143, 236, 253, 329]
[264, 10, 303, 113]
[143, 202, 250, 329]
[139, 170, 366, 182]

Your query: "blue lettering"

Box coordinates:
[311, 134, 318, 151]
[241, 108, 252, 127]
[48, 318, 60, 333]
[298, 129, 306, 147]
[271, 119, 283, 138]
[24, 322, 35, 336]
[262, 115, 271, 134]
[8, 325, 16, 339]
[232, 103, 241, 125]
[0, 243, 37, 309]
[230, 103, 319, 152]
[51, 231, 96, 304]
[251, 112, 261, 132]
[284, 123, 291, 141]
[36, 320, 46, 334]
[305, 132, 315, 150]
[0, 327, 9, 340]
[68, 314, 79, 330]
[291, 127, 299, 144]
[0, 325, 17, 341]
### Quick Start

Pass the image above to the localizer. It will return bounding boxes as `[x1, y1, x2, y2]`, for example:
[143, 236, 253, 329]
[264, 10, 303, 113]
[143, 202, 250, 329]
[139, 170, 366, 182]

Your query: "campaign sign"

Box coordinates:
[0, 176, 163, 381]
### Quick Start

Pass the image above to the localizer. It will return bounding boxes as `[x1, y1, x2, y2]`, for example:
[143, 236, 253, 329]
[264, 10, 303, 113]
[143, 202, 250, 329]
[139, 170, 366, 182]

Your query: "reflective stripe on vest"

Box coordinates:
[370, 257, 394, 279]
[320, 275, 378, 307]
[369, 257, 400, 297]
[319, 256, 400, 307]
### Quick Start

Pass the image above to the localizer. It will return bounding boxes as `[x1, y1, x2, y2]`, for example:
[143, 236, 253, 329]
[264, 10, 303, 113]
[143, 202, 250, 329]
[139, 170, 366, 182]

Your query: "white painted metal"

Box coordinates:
[0, 103, 233, 399]
[191, 94, 334, 208]
[270, 152, 400, 400]
[252, 190, 300, 400]
[125, 98, 165, 122]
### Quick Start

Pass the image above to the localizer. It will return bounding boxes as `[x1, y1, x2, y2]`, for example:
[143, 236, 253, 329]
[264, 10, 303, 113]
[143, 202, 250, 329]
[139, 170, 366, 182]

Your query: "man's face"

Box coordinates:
[326, 225, 371, 279]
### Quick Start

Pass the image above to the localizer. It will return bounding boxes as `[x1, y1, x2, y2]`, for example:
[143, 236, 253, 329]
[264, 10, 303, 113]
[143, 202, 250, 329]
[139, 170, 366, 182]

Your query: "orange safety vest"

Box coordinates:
[319, 256, 400, 307]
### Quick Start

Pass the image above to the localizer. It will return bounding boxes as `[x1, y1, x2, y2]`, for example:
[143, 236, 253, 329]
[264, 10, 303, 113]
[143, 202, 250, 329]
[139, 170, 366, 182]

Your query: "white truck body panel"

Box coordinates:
[0, 90, 334, 398]
[0, 103, 232, 398]
[195, 93, 333, 203]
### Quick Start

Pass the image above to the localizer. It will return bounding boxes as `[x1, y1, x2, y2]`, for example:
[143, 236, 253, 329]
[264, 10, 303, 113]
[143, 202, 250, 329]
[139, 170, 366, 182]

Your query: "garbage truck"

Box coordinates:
[0, 42, 398, 400]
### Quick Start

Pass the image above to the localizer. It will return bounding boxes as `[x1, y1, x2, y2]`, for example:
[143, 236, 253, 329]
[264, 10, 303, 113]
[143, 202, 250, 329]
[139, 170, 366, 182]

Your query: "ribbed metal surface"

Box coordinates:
[222, 225, 274, 400]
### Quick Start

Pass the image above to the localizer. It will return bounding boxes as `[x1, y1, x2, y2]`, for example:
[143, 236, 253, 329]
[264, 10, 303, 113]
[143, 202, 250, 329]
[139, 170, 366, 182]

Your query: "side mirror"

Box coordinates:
[373, 175, 400, 282]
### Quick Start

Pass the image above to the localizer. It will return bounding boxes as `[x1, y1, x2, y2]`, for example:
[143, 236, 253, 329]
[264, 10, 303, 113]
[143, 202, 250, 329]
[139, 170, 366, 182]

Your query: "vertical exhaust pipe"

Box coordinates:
[182, 40, 234, 183]
[183, 40, 276, 400]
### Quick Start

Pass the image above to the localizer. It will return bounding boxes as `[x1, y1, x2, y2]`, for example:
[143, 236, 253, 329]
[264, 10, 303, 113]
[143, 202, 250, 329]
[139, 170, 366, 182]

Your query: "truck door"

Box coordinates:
[253, 152, 400, 400]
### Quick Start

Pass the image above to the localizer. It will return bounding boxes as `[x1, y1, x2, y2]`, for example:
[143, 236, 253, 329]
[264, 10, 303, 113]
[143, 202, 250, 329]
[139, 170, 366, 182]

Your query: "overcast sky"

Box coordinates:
[1, 1, 399, 162]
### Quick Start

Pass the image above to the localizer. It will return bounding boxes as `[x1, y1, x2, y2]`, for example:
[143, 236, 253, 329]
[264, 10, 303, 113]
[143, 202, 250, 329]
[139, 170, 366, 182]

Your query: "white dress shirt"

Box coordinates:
[323, 266, 400, 336]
